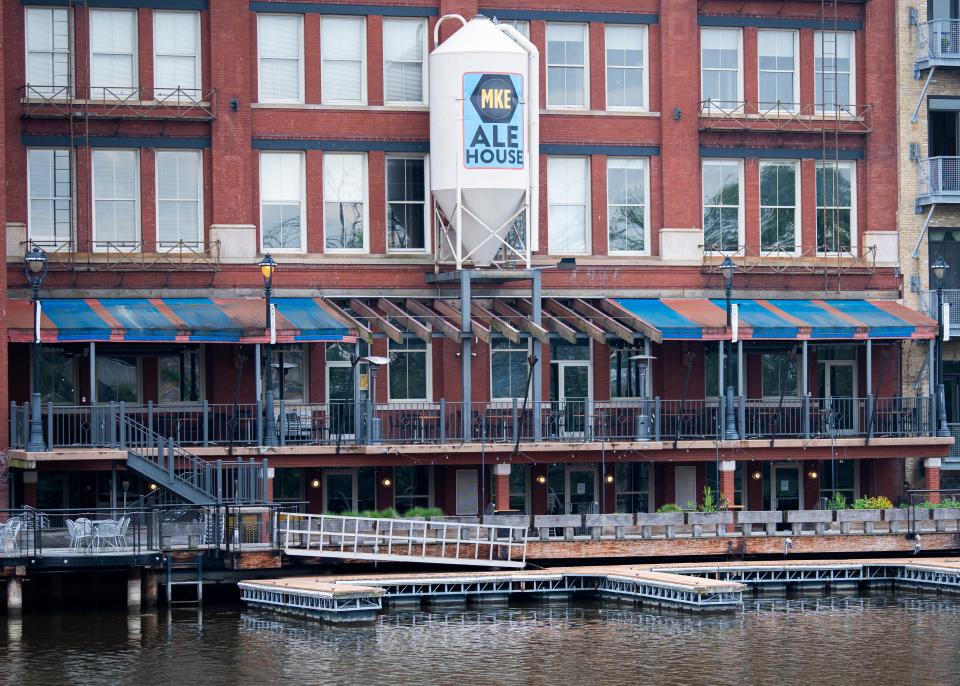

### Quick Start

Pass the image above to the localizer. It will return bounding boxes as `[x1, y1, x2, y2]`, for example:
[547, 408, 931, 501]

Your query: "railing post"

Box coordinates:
[216, 459, 223, 504]
[512, 397, 519, 443]
[147, 400, 154, 450]
[738, 395, 746, 439]
[47, 402, 54, 449]
[930, 394, 937, 437]
[279, 399, 286, 447]
[9, 402, 17, 448]
[262, 458, 270, 503]
[256, 398, 264, 447]
[534, 399, 543, 441]
[167, 438, 175, 480]
[866, 394, 875, 439]
[119, 401, 127, 450]
[654, 397, 661, 442]
[203, 400, 209, 447]
[803, 393, 811, 439]
[22, 403, 30, 447]
[109, 401, 117, 447]
[439, 398, 446, 443]
[717, 396, 725, 440]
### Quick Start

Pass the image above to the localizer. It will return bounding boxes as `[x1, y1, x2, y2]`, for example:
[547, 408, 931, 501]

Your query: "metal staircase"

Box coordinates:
[122, 416, 267, 506]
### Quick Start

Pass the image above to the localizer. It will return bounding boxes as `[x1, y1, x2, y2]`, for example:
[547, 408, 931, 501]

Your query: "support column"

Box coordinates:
[532, 270, 542, 441]
[719, 460, 736, 508]
[461, 270, 472, 440]
[143, 570, 159, 608]
[925, 457, 942, 503]
[493, 463, 511, 512]
[127, 568, 142, 611]
[6, 578, 23, 614]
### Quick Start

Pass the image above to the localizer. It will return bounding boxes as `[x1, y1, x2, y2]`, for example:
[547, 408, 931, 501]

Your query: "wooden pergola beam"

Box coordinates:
[493, 300, 549, 342]
[597, 299, 663, 344]
[378, 298, 431, 343]
[472, 302, 521, 343]
[325, 299, 374, 344]
[407, 299, 459, 342]
[433, 299, 492, 344]
[544, 300, 606, 344]
[573, 298, 635, 344]
[517, 299, 577, 343]
[349, 298, 405, 344]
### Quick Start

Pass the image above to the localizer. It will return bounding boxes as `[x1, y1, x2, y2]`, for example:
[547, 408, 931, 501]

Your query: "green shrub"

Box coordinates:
[657, 503, 682, 513]
[403, 506, 444, 519]
[338, 510, 361, 517]
[920, 498, 960, 509]
[357, 508, 400, 519]
[826, 492, 848, 511]
[852, 495, 893, 510]
[698, 485, 718, 513]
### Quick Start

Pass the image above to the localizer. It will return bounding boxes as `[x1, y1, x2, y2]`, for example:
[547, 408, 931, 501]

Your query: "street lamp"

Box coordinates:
[361, 356, 390, 445]
[25, 246, 49, 452]
[933, 255, 951, 437]
[720, 255, 739, 440]
[259, 254, 278, 447]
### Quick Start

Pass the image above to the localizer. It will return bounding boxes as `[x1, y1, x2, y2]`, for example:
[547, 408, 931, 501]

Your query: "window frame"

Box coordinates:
[604, 24, 648, 112]
[320, 15, 367, 106]
[26, 147, 73, 247]
[387, 337, 432, 403]
[95, 353, 143, 404]
[758, 159, 801, 255]
[761, 351, 800, 400]
[606, 156, 650, 256]
[546, 22, 590, 110]
[816, 160, 858, 256]
[547, 155, 591, 256]
[155, 149, 203, 249]
[704, 344, 744, 400]
[385, 153, 430, 253]
[382, 17, 428, 106]
[259, 150, 306, 253]
[608, 343, 650, 400]
[393, 465, 433, 512]
[489, 337, 532, 402]
[701, 159, 744, 254]
[89, 8, 138, 99]
[24, 6, 73, 98]
[615, 462, 652, 514]
[814, 30, 856, 115]
[261, 343, 309, 403]
[257, 13, 305, 104]
[757, 29, 799, 114]
[91, 148, 140, 252]
[152, 10, 201, 100]
[700, 27, 743, 112]
[323, 152, 369, 253]
[157, 347, 205, 404]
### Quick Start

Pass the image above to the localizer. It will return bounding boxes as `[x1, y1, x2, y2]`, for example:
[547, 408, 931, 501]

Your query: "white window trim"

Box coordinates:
[604, 24, 648, 112]
[387, 338, 432, 402]
[547, 155, 591, 256]
[606, 156, 650, 256]
[816, 160, 858, 256]
[382, 17, 428, 106]
[24, 7, 74, 98]
[152, 10, 201, 100]
[700, 27, 743, 113]
[257, 13, 305, 105]
[546, 22, 590, 110]
[91, 148, 140, 252]
[259, 151, 307, 254]
[758, 159, 801, 255]
[701, 159, 745, 254]
[26, 147, 73, 247]
[89, 8, 139, 99]
[489, 337, 532, 402]
[324, 152, 369, 253]
[814, 30, 856, 116]
[155, 149, 204, 249]
[756, 29, 799, 114]
[321, 15, 367, 105]
[385, 153, 430, 254]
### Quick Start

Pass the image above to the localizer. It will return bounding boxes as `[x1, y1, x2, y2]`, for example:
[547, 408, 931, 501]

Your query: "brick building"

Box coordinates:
[1, 0, 949, 516]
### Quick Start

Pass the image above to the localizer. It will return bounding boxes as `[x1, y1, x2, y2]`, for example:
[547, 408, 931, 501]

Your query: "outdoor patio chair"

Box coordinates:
[66, 519, 91, 551]
[94, 520, 120, 551]
[114, 516, 131, 548]
[0, 520, 21, 554]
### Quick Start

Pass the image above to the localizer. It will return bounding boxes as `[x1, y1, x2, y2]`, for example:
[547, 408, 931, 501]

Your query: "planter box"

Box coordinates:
[931, 507, 960, 532]
[533, 514, 582, 541]
[736, 510, 782, 536]
[785, 509, 833, 535]
[686, 511, 734, 537]
[635, 512, 685, 539]
[883, 508, 908, 533]
[834, 508, 883, 534]
[584, 513, 634, 540]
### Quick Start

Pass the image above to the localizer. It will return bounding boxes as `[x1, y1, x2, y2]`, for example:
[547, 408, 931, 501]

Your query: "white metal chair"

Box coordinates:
[66, 519, 91, 551]
[114, 516, 130, 549]
[0, 520, 21, 554]
[93, 520, 120, 551]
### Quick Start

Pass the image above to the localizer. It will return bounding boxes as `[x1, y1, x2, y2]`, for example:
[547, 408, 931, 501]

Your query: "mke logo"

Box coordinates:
[464, 72, 524, 169]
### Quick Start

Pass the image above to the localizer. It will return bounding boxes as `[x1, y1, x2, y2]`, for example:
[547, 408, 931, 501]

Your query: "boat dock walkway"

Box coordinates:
[238, 557, 960, 623]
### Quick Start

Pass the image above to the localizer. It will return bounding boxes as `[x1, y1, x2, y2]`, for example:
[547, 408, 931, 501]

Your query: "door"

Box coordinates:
[567, 467, 596, 514]
[772, 464, 802, 511]
[327, 364, 355, 437]
[324, 471, 355, 513]
[36, 474, 68, 510]
[674, 466, 697, 509]
[820, 360, 857, 434]
[455, 469, 479, 516]
[552, 363, 591, 436]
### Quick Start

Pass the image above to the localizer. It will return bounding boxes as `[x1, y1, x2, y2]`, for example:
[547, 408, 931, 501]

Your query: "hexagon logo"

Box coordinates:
[469, 73, 519, 124]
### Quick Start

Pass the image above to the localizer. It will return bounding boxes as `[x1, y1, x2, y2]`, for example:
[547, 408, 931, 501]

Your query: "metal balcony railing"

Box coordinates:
[917, 157, 960, 205]
[917, 19, 960, 67]
[922, 289, 960, 329]
[19, 85, 217, 120]
[699, 99, 872, 133]
[19, 239, 222, 272]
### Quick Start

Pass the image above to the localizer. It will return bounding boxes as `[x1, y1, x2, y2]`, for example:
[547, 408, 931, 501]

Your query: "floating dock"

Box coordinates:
[239, 557, 960, 623]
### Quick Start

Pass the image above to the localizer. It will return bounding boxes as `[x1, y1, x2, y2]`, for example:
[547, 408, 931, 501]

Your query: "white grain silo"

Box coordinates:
[430, 15, 539, 269]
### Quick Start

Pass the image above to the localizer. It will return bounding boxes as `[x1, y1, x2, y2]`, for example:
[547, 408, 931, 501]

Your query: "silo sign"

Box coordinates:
[463, 72, 524, 169]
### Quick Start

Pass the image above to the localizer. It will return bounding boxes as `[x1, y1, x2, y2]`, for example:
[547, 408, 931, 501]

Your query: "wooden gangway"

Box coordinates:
[276, 512, 528, 568]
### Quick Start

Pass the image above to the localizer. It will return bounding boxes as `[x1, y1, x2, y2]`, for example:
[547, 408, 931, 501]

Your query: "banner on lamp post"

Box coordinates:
[731, 303, 739, 344]
[270, 303, 277, 345]
[945, 303, 951, 342]
[35, 301, 42, 344]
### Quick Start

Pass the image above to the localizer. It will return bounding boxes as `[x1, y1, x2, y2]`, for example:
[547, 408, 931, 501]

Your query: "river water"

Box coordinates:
[2, 592, 959, 686]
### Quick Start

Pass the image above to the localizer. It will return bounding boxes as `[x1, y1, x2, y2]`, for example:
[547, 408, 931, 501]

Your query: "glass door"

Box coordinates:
[324, 471, 355, 513]
[327, 364, 355, 438]
[820, 361, 857, 434]
[772, 464, 801, 511]
[567, 467, 596, 514]
[553, 363, 591, 437]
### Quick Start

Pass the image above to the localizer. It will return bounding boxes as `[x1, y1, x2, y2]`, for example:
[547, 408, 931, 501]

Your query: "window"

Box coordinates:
[159, 348, 202, 402]
[509, 464, 528, 512]
[258, 14, 303, 103]
[273, 468, 303, 504]
[260, 152, 304, 251]
[816, 161, 856, 254]
[156, 150, 202, 248]
[92, 149, 139, 249]
[383, 18, 426, 104]
[609, 344, 649, 399]
[759, 160, 798, 253]
[388, 338, 428, 401]
[324, 153, 366, 251]
[616, 463, 650, 513]
[38, 348, 77, 404]
[491, 339, 530, 400]
[394, 466, 430, 512]
[607, 157, 648, 254]
[758, 30, 797, 112]
[820, 459, 856, 503]
[89, 9, 137, 98]
[761, 353, 798, 398]
[97, 355, 139, 403]
[701, 28, 741, 110]
[605, 25, 646, 110]
[25, 7, 71, 96]
[153, 11, 200, 99]
[547, 157, 589, 255]
[702, 160, 742, 252]
[546, 23, 587, 108]
[386, 156, 427, 251]
[27, 149, 72, 246]
[261, 344, 306, 402]
[815, 31, 855, 114]
[321, 16, 366, 104]
[705, 346, 742, 398]
[503, 20, 529, 38]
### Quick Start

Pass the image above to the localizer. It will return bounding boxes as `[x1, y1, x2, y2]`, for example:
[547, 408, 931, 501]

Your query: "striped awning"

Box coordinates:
[614, 298, 937, 341]
[7, 297, 355, 343]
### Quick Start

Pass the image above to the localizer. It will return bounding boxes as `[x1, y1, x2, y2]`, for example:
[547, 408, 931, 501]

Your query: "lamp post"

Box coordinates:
[361, 356, 390, 445]
[259, 254, 278, 447]
[25, 246, 49, 452]
[720, 255, 739, 440]
[933, 256, 951, 437]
